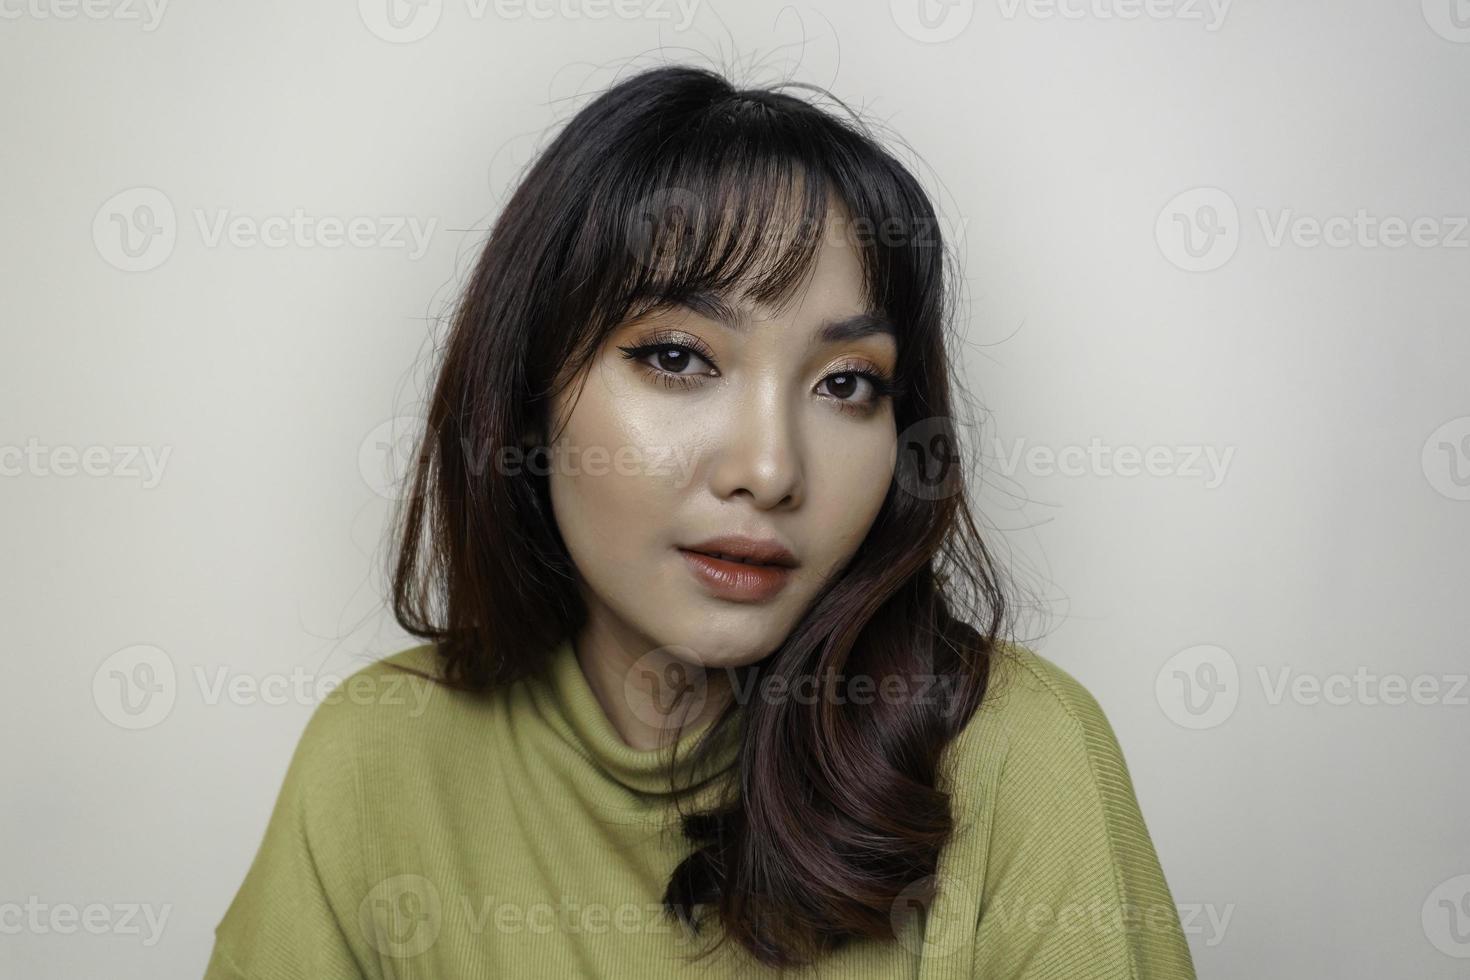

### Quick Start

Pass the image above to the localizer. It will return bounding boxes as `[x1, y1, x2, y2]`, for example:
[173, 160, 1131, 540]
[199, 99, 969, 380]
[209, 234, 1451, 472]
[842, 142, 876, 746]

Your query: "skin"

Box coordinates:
[542, 203, 898, 750]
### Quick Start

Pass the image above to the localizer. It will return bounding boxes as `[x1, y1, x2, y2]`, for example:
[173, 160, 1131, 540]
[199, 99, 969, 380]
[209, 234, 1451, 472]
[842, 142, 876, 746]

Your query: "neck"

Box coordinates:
[571, 627, 734, 751]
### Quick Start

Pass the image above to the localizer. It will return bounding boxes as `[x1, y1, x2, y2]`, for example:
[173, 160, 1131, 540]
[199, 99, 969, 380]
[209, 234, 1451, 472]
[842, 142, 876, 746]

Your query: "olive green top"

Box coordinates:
[204, 637, 1196, 979]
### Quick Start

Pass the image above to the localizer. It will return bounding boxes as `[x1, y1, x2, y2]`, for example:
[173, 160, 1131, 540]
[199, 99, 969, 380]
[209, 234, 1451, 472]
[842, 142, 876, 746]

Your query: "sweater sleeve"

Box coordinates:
[203, 683, 378, 980]
[969, 655, 1197, 980]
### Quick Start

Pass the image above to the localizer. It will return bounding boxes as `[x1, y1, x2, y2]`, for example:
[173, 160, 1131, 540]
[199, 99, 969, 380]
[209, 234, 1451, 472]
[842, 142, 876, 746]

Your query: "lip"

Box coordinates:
[678, 548, 794, 602]
[680, 535, 799, 569]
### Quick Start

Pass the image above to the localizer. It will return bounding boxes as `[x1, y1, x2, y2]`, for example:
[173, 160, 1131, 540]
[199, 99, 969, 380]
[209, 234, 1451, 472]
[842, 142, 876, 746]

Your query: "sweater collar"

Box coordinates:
[529, 635, 741, 798]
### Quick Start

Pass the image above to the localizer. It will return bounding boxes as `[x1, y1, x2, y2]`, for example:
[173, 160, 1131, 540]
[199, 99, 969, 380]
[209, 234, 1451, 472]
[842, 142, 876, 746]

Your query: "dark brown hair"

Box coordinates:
[386, 63, 1016, 969]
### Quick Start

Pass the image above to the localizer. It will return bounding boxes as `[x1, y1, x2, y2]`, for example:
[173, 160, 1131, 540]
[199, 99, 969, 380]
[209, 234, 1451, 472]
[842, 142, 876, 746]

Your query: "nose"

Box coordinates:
[706, 381, 804, 509]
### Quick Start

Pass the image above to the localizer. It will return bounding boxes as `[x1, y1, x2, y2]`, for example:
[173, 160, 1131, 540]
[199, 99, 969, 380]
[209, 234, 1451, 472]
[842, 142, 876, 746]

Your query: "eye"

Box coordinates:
[642, 343, 712, 376]
[819, 372, 871, 401]
[616, 337, 717, 390]
[817, 366, 897, 416]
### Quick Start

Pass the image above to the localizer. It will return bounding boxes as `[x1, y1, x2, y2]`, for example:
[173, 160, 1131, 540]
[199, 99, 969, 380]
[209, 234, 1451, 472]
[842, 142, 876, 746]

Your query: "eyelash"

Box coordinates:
[615, 332, 897, 417]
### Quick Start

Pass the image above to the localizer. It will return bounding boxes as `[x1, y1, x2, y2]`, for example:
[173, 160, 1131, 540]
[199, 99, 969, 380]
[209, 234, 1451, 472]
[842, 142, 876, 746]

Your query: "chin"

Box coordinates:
[651, 628, 782, 672]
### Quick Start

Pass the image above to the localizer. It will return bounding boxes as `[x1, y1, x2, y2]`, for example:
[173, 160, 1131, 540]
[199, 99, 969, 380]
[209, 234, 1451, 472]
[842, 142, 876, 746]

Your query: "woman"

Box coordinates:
[205, 64, 1197, 979]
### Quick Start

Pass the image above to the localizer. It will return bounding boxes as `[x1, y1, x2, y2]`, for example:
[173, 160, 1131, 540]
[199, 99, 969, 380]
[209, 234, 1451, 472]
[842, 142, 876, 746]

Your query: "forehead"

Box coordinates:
[785, 217, 866, 311]
[724, 206, 873, 326]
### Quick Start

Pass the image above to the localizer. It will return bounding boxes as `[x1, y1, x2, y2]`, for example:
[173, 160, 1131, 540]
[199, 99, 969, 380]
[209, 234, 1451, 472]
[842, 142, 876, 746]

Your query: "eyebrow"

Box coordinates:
[674, 289, 896, 346]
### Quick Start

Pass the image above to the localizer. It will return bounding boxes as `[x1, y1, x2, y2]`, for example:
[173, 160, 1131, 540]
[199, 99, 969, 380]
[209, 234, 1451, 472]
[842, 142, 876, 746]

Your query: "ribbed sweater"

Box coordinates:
[204, 637, 1197, 979]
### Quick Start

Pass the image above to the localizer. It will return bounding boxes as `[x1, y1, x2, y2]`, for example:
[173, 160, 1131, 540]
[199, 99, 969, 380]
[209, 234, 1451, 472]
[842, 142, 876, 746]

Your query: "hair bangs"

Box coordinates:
[583, 122, 871, 334]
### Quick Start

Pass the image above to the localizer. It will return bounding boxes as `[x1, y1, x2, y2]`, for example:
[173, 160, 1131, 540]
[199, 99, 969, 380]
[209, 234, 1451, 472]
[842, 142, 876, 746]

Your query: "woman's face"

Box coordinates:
[545, 206, 898, 674]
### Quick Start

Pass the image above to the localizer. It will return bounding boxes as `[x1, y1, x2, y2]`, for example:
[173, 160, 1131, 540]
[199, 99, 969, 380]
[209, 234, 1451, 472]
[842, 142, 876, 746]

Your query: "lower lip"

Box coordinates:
[678, 548, 793, 602]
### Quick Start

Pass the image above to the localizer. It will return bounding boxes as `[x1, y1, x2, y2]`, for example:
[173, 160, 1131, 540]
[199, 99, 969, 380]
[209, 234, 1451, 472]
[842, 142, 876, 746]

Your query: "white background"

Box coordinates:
[2, 1, 1468, 977]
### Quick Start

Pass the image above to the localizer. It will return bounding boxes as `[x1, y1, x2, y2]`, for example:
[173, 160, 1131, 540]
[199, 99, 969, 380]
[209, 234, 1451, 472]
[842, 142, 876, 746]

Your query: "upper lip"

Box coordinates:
[681, 535, 799, 569]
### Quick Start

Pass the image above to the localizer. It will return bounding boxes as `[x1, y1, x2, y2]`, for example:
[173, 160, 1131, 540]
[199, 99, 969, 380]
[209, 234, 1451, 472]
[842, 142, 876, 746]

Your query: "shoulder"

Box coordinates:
[940, 639, 1149, 865]
[317, 641, 445, 721]
[949, 640, 1125, 774]
[285, 641, 451, 778]
[232, 643, 456, 883]
[208, 643, 451, 979]
[941, 643, 1196, 977]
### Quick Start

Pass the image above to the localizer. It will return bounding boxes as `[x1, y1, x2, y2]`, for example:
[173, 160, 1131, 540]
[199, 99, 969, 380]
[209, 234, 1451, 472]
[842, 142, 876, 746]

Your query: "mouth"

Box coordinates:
[677, 546, 796, 602]
[679, 536, 799, 569]
[686, 549, 784, 567]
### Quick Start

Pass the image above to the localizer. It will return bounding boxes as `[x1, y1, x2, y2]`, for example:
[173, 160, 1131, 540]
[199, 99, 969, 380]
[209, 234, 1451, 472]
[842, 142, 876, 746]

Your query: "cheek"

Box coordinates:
[805, 420, 896, 557]
[545, 367, 696, 568]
